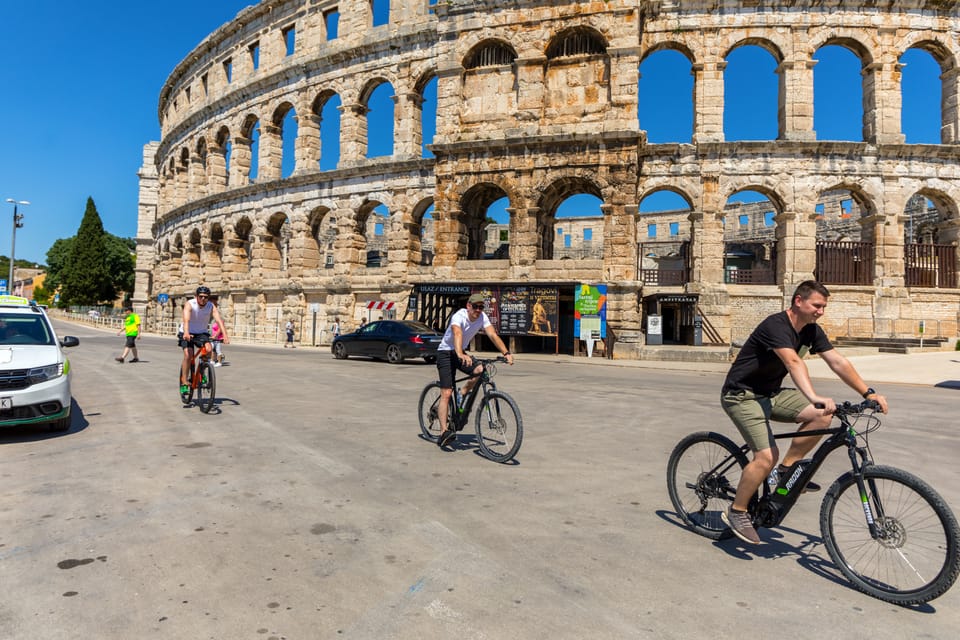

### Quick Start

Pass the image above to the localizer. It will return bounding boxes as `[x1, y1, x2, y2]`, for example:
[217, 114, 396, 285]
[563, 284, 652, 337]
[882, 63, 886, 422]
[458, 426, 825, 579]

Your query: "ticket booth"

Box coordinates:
[642, 293, 701, 346]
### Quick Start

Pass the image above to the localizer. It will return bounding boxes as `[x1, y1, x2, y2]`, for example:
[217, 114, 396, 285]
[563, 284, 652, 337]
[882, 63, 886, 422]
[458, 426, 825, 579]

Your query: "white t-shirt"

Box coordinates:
[439, 308, 491, 352]
[187, 298, 214, 334]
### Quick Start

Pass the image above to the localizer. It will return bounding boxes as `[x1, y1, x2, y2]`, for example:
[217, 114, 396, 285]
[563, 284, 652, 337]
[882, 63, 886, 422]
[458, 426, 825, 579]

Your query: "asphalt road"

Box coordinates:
[2, 320, 959, 639]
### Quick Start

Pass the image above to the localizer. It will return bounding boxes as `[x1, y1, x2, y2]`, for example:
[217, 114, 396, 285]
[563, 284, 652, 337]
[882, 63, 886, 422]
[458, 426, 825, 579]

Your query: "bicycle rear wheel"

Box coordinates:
[667, 431, 749, 540]
[417, 382, 447, 442]
[195, 361, 216, 413]
[180, 363, 194, 405]
[820, 464, 960, 605]
[475, 390, 522, 463]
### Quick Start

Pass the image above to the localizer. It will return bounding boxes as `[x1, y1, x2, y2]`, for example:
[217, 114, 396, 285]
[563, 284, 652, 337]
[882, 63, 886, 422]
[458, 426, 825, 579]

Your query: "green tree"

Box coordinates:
[43, 237, 75, 292]
[104, 233, 136, 295]
[59, 197, 115, 305]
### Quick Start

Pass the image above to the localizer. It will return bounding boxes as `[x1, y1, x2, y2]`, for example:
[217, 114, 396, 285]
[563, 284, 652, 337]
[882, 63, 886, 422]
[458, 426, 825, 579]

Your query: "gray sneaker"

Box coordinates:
[722, 507, 761, 544]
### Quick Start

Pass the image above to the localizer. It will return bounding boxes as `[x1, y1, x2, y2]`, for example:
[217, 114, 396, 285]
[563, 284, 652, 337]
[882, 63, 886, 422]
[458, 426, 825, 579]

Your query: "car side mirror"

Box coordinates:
[60, 336, 80, 348]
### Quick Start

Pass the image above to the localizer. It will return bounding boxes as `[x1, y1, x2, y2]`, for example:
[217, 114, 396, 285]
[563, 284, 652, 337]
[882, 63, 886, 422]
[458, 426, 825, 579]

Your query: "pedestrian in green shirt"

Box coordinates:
[115, 306, 141, 363]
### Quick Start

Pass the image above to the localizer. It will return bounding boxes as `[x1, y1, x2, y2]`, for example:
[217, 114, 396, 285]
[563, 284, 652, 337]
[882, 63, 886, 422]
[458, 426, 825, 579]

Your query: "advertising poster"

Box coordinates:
[527, 286, 559, 337]
[498, 286, 530, 335]
[574, 283, 607, 339]
[471, 286, 500, 330]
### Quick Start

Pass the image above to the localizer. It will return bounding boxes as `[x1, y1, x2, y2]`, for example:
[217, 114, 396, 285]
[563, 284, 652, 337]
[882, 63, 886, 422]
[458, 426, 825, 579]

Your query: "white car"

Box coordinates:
[0, 296, 79, 431]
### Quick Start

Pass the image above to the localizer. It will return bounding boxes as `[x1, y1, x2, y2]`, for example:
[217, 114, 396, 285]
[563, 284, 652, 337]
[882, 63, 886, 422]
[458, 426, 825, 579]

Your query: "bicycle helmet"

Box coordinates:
[196, 286, 212, 296]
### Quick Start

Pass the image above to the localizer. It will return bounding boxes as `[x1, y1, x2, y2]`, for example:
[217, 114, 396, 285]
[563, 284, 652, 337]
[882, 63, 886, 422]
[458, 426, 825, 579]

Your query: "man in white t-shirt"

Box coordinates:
[435, 293, 513, 448]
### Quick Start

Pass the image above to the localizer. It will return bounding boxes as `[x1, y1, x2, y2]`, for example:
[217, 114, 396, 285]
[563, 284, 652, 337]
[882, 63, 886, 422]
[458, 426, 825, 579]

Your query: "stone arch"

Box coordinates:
[413, 70, 438, 159]
[312, 90, 342, 170]
[638, 189, 694, 285]
[272, 101, 298, 178]
[240, 113, 261, 183]
[206, 222, 224, 267]
[308, 206, 337, 270]
[410, 197, 435, 266]
[233, 216, 253, 272]
[359, 79, 395, 158]
[356, 199, 390, 267]
[724, 41, 782, 141]
[263, 211, 291, 271]
[461, 39, 518, 122]
[460, 182, 511, 260]
[214, 125, 232, 188]
[544, 26, 610, 121]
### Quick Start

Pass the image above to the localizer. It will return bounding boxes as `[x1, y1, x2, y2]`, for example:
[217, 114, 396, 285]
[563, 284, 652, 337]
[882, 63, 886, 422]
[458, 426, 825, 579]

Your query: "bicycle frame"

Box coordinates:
[448, 362, 497, 430]
[731, 407, 876, 531]
[186, 340, 214, 389]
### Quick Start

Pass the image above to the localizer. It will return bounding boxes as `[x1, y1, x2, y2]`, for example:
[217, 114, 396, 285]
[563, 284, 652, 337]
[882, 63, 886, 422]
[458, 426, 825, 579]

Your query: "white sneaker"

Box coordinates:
[214, 362, 222, 367]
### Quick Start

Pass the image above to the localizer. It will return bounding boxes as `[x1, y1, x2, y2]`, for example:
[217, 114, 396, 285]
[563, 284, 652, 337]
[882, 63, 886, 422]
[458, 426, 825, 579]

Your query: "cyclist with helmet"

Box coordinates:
[180, 286, 230, 395]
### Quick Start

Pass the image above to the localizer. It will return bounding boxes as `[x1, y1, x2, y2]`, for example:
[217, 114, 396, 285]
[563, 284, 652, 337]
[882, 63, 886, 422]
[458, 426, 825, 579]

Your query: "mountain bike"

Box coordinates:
[666, 399, 960, 605]
[417, 355, 522, 463]
[179, 337, 217, 413]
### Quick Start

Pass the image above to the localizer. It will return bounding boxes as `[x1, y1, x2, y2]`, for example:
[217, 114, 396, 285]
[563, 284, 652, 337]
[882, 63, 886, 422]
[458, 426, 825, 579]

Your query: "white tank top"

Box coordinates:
[187, 298, 214, 334]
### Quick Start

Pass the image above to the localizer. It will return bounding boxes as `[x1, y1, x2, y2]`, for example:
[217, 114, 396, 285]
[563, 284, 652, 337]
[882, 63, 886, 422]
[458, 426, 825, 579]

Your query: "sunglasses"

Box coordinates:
[197, 294, 209, 299]
[470, 303, 485, 310]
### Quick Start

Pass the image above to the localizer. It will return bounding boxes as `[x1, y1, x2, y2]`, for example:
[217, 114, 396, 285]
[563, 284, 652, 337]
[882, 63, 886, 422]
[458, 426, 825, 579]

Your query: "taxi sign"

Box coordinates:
[0, 295, 30, 306]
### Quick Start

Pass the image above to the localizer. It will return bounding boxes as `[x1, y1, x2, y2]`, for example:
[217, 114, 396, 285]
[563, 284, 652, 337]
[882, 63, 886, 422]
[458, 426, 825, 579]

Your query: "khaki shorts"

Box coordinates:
[721, 388, 811, 452]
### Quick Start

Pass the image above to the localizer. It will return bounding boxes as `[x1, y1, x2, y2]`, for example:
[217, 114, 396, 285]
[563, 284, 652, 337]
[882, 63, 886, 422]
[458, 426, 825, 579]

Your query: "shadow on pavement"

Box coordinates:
[0, 398, 89, 444]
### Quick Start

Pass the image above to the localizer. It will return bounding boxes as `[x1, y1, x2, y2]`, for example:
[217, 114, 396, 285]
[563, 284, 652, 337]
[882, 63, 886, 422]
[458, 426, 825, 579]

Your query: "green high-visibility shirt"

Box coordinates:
[124, 313, 140, 337]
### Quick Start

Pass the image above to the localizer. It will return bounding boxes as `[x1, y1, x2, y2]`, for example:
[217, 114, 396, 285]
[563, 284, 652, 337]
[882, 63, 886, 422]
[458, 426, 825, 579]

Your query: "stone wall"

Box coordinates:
[136, 1, 960, 354]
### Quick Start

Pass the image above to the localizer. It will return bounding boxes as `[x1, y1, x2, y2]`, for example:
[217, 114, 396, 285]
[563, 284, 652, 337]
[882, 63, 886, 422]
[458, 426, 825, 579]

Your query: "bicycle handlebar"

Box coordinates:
[813, 399, 881, 415]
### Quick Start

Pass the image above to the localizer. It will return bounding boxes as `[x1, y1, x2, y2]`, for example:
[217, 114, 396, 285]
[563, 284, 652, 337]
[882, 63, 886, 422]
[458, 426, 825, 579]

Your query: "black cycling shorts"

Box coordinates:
[179, 332, 211, 350]
[436, 350, 477, 389]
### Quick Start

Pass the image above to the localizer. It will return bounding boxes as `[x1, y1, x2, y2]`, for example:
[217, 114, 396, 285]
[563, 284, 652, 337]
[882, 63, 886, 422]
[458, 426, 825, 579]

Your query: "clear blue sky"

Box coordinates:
[0, 2, 942, 264]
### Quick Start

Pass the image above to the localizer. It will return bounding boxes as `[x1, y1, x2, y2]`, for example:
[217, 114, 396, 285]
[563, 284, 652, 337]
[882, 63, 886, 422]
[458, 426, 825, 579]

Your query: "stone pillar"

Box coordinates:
[189, 153, 207, 200]
[259, 123, 282, 182]
[690, 175, 725, 286]
[231, 136, 252, 186]
[692, 61, 726, 144]
[396, 92, 424, 159]
[778, 59, 816, 141]
[333, 210, 364, 275]
[515, 57, 546, 120]
[134, 142, 159, 308]
[777, 208, 817, 286]
[863, 58, 905, 144]
[602, 203, 638, 281]
[339, 102, 368, 164]
[509, 206, 538, 267]
[208, 148, 227, 193]
[941, 68, 960, 144]
[433, 208, 464, 268]
[296, 113, 321, 173]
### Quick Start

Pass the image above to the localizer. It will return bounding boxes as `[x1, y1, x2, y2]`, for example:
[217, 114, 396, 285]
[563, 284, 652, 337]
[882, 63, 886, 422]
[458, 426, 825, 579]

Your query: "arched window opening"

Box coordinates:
[243, 116, 261, 183]
[464, 41, 517, 69]
[359, 202, 390, 267]
[421, 76, 437, 158]
[418, 203, 435, 265]
[460, 185, 510, 260]
[900, 48, 942, 144]
[365, 82, 395, 158]
[277, 105, 298, 178]
[546, 28, 606, 59]
[208, 223, 224, 266]
[639, 49, 693, 143]
[553, 194, 604, 260]
[723, 190, 777, 284]
[235, 217, 253, 270]
[310, 208, 337, 270]
[724, 45, 778, 141]
[266, 213, 290, 271]
[314, 93, 342, 171]
[813, 45, 863, 141]
[903, 194, 956, 288]
[813, 189, 873, 285]
[638, 191, 692, 285]
[216, 127, 232, 186]
[371, 0, 390, 27]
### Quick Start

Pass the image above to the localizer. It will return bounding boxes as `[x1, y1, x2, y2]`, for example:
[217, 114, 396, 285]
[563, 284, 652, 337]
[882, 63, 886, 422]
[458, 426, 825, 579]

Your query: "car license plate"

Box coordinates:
[0, 397, 11, 409]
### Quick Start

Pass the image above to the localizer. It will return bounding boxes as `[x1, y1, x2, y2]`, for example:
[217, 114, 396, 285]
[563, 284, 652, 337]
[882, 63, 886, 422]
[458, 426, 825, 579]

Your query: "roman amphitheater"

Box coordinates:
[134, 0, 960, 357]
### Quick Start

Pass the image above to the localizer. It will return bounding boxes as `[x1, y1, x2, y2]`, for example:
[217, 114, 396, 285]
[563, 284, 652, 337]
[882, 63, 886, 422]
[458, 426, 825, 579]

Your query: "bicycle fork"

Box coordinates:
[848, 445, 882, 539]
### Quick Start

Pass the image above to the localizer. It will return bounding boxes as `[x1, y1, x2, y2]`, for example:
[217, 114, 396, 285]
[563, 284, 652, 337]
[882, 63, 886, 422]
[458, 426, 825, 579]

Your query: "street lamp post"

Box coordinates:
[5, 199, 29, 296]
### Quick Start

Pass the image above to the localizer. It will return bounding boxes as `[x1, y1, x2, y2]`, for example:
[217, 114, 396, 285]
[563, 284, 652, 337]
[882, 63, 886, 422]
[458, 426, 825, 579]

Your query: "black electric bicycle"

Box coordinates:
[179, 337, 216, 413]
[667, 400, 960, 605]
[417, 356, 522, 463]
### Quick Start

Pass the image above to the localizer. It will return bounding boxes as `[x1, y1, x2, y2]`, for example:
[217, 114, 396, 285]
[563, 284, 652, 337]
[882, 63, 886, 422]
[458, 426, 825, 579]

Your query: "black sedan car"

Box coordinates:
[331, 320, 443, 364]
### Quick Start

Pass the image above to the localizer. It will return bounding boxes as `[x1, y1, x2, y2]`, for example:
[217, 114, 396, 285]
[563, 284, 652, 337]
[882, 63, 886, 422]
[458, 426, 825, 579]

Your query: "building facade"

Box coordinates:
[136, 0, 960, 354]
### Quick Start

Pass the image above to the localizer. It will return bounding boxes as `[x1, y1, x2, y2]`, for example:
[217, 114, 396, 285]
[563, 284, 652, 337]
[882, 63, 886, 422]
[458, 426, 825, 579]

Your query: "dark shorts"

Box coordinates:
[286, 331, 294, 342]
[436, 350, 477, 389]
[179, 333, 211, 350]
[124, 335, 137, 348]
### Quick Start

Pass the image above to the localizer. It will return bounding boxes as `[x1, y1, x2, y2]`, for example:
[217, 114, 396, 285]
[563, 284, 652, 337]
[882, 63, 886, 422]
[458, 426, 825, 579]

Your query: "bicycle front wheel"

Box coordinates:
[820, 465, 960, 605]
[418, 382, 447, 442]
[195, 361, 216, 414]
[475, 390, 522, 463]
[666, 431, 749, 540]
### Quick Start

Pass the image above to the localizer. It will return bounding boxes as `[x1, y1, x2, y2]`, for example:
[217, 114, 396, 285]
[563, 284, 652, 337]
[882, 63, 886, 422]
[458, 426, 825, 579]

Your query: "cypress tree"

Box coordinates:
[60, 197, 116, 305]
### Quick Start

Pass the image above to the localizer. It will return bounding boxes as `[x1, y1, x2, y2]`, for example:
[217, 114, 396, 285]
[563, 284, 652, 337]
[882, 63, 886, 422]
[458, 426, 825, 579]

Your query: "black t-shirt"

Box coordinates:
[723, 311, 833, 396]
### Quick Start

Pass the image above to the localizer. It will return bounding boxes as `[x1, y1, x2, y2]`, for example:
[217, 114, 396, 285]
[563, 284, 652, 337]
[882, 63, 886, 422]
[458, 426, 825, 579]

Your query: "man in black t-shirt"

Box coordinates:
[720, 280, 888, 544]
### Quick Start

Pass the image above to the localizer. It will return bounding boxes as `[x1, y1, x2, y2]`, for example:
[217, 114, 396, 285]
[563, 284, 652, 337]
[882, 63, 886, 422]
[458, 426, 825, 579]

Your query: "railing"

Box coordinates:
[815, 240, 874, 285]
[905, 244, 957, 289]
[724, 268, 775, 285]
[842, 317, 957, 339]
[639, 241, 689, 286]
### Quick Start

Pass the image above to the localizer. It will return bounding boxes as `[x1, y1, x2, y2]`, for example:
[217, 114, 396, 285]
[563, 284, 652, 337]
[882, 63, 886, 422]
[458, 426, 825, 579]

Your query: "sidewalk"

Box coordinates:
[511, 348, 960, 389]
